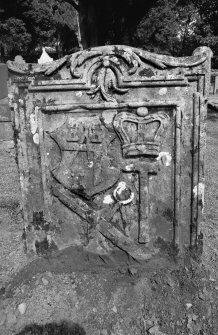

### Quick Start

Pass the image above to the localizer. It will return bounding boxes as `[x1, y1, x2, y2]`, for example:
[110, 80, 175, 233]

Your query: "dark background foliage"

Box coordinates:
[0, 0, 218, 66]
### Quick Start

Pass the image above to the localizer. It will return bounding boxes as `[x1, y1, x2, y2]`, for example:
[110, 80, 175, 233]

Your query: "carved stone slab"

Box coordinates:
[7, 45, 212, 260]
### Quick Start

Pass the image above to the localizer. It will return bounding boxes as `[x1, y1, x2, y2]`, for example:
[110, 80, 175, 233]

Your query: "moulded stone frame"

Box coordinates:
[10, 82, 207, 255]
[7, 45, 211, 258]
[35, 100, 182, 249]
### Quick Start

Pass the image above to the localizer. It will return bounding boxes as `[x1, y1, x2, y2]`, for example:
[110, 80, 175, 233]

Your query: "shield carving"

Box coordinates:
[49, 115, 121, 200]
[46, 109, 170, 259]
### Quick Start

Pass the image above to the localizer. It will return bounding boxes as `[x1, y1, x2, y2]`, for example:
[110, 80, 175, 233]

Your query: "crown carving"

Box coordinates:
[113, 111, 170, 157]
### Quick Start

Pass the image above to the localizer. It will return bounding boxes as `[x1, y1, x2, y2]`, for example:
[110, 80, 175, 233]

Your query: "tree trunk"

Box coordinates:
[79, 0, 99, 49]
[72, 0, 155, 49]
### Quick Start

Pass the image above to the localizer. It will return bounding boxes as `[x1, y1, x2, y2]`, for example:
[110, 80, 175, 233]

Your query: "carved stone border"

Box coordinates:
[8, 44, 211, 255]
[191, 93, 206, 246]
[39, 99, 183, 249]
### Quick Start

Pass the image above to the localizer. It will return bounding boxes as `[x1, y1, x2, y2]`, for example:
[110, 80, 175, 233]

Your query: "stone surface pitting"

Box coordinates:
[7, 45, 212, 260]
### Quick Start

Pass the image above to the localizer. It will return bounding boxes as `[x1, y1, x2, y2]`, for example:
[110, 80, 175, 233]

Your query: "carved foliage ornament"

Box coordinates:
[7, 46, 210, 103]
[7, 45, 209, 75]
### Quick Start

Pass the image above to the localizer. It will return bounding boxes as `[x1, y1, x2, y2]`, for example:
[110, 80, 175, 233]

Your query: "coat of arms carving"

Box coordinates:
[7, 45, 212, 260]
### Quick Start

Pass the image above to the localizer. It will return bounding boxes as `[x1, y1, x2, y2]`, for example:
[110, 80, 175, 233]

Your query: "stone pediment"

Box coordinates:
[7, 46, 211, 103]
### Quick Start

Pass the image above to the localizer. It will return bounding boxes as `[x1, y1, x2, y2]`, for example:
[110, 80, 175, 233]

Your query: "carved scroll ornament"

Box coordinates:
[7, 45, 210, 75]
[7, 46, 211, 104]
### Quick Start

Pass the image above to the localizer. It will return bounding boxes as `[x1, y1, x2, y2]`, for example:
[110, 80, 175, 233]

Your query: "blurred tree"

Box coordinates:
[74, 0, 156, 48]
[194, 0, 218, 66]
[0, 0, 79, 61]
[21, 0, 79, 60]
[0, 0, 218, 62]
[136, 0, 218, 58]
[75, 0, 218, 61]
[134, 0, 202, 55]
[0, 17, 31, 62]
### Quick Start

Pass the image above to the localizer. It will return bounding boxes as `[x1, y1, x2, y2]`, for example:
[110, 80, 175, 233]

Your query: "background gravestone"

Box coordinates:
[0, 64, 13, 147]
[7, 45, 212, 262]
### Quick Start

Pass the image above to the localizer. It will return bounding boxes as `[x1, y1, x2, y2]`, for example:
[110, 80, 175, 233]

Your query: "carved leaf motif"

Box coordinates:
[134, 48, 208, 69]
[33, 56, 69, 75]
[7, 45, 210, 77]
[122, 48, 142, 74]
[123, 51, 132, 64]
[7, 61, 28, 74]
[87, 65, 128, 102]
[70, 51, 102, 78]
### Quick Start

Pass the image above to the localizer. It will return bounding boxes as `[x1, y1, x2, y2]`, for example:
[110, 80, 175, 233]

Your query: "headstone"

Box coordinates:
[0, 64, 13, 144]
[0, 63, 8, 100]
[7, 45, 212, 260]
[14, 55, 26, 64]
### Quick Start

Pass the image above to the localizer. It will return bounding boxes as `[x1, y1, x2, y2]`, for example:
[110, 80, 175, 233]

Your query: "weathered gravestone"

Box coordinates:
[7, 45, 212, 260]
[0, 63, 13, 147]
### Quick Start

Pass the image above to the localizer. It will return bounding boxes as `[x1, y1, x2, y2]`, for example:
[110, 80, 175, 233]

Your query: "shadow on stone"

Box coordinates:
[16, 320, 86, 335]
[207, 108, 218, 121]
